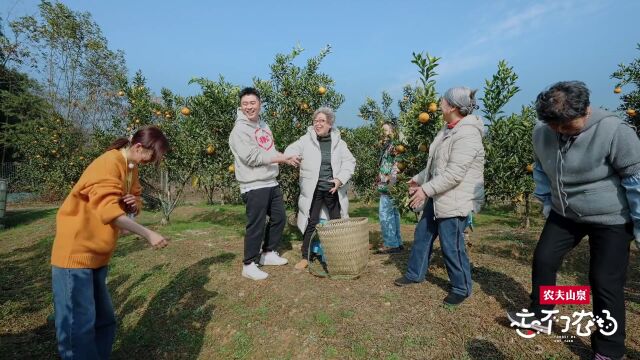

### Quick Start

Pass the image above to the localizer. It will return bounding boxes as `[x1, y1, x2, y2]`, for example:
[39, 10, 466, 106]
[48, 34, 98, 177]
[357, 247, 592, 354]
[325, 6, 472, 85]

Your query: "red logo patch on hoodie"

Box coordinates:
[255, 128, 274, 151]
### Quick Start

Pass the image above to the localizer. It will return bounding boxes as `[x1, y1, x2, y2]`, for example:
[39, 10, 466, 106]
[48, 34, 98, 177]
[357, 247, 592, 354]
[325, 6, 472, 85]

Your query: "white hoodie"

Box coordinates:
[228, 109, 279, 192]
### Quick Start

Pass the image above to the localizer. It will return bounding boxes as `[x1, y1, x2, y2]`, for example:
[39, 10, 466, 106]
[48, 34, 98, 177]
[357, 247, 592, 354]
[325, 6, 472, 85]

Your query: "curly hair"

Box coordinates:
[535, 81, 590, 125]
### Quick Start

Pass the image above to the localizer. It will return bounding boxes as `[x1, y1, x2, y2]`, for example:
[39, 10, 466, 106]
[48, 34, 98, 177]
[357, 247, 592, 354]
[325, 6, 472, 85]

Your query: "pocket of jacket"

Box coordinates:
[568, 186, 625, 216]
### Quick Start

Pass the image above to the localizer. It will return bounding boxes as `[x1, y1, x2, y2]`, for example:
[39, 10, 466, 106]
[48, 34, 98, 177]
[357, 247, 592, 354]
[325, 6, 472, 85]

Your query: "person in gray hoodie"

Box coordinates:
[229, 87, 301, 281]
[507, 81, 640, 360]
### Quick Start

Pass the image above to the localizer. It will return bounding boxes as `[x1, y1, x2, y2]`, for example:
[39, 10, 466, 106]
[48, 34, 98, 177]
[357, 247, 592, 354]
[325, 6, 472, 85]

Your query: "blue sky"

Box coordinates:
[4, 0, 640, 128]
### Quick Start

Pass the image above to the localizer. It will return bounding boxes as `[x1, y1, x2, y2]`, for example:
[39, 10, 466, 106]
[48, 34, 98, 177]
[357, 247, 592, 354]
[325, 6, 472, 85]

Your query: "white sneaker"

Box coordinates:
[259, 251, 288, 266]
[242, 262, 268, 280]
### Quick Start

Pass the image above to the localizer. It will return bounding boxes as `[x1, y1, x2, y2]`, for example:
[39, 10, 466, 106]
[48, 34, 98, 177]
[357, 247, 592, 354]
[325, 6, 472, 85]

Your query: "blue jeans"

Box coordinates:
[52, 266, 116, 359]
[379, 194, 402, 248]
[405, 199, 472, 297]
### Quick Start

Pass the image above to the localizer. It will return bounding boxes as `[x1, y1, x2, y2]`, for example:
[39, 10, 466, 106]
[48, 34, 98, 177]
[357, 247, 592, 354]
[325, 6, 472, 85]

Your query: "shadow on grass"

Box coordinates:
[380, 234, 450, 293]
[473, 265, 530, 313]
[1, 208, 57, 229]
[475, 265, 594, 359]
[112, 236, 150, 259]
[112, 252, 235, 360]
[465, 338, 507, 359]
[0, 236, 56, 359]
[191, 206, 246, 228]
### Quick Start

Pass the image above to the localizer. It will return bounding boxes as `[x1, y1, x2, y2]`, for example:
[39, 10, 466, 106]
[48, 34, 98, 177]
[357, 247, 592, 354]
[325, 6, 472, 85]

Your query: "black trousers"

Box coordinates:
[241, 186, 286, 265]
[530, 210, 632, 358]
[301, 186, 341, 259]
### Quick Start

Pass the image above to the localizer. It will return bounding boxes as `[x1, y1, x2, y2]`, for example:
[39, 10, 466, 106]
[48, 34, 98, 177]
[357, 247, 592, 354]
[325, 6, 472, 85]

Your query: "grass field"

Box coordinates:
[1, 201, 639, 359]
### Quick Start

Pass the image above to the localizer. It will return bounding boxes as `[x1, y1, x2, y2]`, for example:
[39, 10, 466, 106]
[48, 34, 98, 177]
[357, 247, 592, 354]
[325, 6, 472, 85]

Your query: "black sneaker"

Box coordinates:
[376, 245, 404, 254]
[443, 292, 468, 306]
[394, 276, 418, 287]
[506, 310, 548, 333]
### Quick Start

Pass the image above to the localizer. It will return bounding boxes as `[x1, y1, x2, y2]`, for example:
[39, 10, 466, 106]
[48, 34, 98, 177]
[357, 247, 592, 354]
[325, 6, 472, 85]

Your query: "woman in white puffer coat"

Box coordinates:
[284, 107, 356, 270]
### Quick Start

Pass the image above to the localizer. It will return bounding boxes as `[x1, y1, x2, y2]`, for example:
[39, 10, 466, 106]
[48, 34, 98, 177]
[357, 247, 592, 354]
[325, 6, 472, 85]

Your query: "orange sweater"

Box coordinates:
[51, 149, 142, 268]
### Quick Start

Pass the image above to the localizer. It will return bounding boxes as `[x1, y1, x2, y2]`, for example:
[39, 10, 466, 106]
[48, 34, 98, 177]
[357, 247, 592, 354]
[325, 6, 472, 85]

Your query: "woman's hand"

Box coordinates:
[147, 231, 169, 249]
[409, 186, 427, 209]
[120, 194, 138, 213]
[329, 178, 343, 194]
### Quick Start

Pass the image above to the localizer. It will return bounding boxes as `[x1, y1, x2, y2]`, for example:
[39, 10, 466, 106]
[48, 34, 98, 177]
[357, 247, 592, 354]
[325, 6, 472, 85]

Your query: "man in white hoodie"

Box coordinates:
[229, 87, 300, 280]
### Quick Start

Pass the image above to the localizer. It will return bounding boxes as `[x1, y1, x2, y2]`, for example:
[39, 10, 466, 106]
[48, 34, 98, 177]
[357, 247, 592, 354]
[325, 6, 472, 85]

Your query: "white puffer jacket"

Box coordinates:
[413, 115, 485, 218]
[284, 127, 356, 233]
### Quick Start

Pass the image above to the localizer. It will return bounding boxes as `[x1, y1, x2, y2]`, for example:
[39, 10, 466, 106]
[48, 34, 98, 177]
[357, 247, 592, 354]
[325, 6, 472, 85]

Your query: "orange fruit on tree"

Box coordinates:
[117, 90, 125, 97]
[418, 112, 430, 124]
[318, 86, 327, 95]
[614, 87, 622, 94]
[428, 102, 438, 113]
[134, 118, 140, 124]
[397, 162, 407, 172]
[627, 109, 637, 117]
[181, 107, 191, 116]
[206, 144, 215, 155]
[228, 164, 235, 173]
[418, 143, 428, 152]
[526, 164, 534, 173]
[395, 144, 406, 154]
[300, 102, 309, 111]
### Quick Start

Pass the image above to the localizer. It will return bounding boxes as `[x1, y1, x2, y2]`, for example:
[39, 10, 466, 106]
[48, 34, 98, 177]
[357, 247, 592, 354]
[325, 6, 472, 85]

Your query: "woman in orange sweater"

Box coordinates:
[51, 125, 169, 359]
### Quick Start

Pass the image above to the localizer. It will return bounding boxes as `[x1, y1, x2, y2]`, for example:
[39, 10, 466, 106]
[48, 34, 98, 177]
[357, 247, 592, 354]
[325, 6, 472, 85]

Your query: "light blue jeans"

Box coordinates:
[52, 265, 116, 359]
[379, 194, 403, 248]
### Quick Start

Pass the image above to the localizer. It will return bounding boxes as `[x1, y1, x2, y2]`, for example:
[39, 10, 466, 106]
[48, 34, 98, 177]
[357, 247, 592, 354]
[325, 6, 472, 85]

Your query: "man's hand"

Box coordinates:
[285, 155, 301, 167]
[329, 178, 343, 194]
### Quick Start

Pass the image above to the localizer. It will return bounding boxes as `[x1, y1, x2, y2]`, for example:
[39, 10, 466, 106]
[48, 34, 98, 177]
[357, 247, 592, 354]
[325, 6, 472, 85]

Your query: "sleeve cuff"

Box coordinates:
[101, 204, 126, 225]
[422, 183, 435, 197]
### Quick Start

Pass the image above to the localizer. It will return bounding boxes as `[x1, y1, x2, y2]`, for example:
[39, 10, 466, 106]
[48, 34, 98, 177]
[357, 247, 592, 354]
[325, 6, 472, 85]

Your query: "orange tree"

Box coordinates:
[611, 43, 640, 134]
[136, 88, 200, 225]
[350, 91, 397, 203]
[187, 76, 239, 204]
[387, 52, 443, 214]
[481, 60, 535, 227]
[254, 45, 344, 209]
[5, 113, 87, 199]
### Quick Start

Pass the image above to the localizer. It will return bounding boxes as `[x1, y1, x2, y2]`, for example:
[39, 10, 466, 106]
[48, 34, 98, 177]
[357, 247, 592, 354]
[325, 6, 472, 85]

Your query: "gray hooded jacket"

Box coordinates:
[533, 108, 640, 224]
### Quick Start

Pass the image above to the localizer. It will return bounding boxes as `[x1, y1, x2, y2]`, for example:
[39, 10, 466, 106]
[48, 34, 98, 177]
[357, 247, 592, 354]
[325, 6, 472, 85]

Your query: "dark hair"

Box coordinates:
[107, 125, 170, 164]
[239, 87, 261, 102]
[535, 81, 590, 125]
